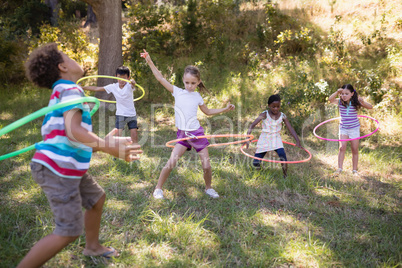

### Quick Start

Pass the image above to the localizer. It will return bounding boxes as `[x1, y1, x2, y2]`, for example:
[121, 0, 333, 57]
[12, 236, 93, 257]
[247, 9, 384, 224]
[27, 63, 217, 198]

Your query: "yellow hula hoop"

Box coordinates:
[77, 75, 145, 103]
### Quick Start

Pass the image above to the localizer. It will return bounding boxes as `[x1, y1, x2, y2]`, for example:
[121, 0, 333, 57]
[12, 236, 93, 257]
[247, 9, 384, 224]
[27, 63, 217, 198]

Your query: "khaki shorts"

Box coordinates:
[30, 162, 105, 237]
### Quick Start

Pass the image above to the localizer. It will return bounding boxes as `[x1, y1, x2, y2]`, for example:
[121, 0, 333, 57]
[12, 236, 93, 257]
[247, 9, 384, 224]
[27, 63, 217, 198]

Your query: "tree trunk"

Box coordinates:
[45, 0, 59, 26]
[83, 5, 97, 28]
[81, 0, 123, 101]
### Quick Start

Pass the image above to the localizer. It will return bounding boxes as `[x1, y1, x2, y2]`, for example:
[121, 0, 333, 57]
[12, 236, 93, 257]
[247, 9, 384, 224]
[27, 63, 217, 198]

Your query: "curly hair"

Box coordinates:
[268, 94, 281, 105]
[340, 84, 361, 110]
[25, 43, 63, 89]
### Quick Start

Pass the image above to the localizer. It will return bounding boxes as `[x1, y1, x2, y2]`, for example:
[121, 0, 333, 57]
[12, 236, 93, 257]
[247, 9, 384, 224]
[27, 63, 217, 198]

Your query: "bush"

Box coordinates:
[0, 32, 27, 84]
[28, 22, 98, 73]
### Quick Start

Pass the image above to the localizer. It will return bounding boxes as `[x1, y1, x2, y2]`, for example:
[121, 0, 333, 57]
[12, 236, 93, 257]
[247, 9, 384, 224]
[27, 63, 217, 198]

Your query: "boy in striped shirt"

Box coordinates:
[18, 43, 142, 267]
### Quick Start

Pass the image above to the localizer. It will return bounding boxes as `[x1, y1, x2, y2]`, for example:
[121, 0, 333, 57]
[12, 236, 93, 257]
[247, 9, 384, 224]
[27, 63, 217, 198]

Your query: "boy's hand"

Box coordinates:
[130, 79, 136, 89]
[104, 129, 142, 161]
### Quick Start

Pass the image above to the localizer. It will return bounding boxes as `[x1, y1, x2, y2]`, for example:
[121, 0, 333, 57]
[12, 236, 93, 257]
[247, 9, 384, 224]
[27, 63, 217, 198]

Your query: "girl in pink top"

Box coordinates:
[141, 49, 235, 199]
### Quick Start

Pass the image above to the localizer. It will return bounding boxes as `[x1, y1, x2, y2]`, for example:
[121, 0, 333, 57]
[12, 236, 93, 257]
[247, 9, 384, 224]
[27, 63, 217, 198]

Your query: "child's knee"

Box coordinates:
[339, 145, 347, 152]
[203, 164, 212, 172]
[351, 148, 359, 154]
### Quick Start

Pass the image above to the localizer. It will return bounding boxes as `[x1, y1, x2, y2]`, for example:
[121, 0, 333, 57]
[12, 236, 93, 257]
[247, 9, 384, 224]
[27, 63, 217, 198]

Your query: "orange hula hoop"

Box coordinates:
[165, 134, 254, 148]
[240, 139, 312, 164]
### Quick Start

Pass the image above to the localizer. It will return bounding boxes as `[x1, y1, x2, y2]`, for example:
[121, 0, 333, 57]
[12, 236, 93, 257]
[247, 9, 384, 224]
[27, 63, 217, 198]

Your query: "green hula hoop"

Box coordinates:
[77, 75, 146, 103]
[0, 96, 100, 161]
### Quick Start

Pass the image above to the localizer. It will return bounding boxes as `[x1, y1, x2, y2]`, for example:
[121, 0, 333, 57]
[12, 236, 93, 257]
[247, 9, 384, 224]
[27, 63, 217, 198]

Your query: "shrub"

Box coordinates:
[0, 32, 27, 84]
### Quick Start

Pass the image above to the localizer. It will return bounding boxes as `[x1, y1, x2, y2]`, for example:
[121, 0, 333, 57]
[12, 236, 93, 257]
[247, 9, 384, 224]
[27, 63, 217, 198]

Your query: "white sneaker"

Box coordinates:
[332, 168, 342, 177]
[153, 189, 164, 199]
[205, 188, 219, 198]
[352, 170, 360, 176]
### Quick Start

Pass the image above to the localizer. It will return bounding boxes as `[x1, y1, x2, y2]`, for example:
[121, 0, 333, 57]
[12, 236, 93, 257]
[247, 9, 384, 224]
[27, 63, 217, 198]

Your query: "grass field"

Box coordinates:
[0, 83, 400, 267]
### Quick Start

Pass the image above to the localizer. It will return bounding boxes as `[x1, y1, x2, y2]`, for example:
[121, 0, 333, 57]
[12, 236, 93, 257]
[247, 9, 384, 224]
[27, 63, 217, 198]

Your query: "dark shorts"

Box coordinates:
[177, 126, 210, 152]
[30, 162, 105, 237]
[253, 148, 287, 166]
[115, 115, 138, 130]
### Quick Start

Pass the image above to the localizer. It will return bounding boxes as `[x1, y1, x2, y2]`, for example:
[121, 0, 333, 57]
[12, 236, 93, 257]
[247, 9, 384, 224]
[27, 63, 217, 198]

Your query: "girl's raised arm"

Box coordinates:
[358, 96, 373, 109]
[140, 49, 173, 93]
[328, 88, 343, 104]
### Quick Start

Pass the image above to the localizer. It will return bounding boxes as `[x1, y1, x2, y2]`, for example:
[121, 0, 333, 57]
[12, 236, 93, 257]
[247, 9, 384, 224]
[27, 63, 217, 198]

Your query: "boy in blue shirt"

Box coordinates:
[18, 43, 142, 267]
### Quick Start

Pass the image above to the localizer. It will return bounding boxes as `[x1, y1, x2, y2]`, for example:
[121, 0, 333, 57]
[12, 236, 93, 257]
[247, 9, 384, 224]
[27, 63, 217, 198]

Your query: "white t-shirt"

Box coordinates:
[104, 82, 136, 117]
[172, 86, 204, 131]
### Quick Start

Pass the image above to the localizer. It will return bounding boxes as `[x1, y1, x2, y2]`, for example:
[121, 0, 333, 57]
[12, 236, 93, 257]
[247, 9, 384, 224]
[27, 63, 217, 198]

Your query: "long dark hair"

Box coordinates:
[184, 65, 210, 94]
[340, 84, 361, 110]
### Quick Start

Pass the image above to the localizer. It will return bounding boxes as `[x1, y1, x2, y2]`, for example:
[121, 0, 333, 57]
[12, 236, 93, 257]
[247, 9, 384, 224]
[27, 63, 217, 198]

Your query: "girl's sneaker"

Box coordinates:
[352, 170, 360, 177]
[205, 188, 219, 198]
[332, 168, 342, 177]
[153, 189, 164, 199]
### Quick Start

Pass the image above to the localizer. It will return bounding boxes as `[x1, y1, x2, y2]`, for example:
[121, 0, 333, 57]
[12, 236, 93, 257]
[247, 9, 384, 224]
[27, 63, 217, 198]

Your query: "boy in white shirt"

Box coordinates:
[83, 66, 139, 143]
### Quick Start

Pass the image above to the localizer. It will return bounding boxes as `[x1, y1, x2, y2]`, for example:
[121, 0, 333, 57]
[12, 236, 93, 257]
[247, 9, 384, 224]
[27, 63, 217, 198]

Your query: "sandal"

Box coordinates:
[84, 247, 119, 259]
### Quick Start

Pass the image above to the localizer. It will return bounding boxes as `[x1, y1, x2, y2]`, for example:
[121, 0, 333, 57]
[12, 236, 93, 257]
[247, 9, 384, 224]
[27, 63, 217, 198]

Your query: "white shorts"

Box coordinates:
[339, 126, 360, 139]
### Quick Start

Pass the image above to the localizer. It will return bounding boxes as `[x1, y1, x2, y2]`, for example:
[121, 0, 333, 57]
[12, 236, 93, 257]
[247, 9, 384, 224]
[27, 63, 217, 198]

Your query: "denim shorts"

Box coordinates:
[253, 148, 287, 167]
[339, 126, 360, 139]
[177, 126, 210, 152]
[115, 115, 138, 130]
[30, 162, 105, 237]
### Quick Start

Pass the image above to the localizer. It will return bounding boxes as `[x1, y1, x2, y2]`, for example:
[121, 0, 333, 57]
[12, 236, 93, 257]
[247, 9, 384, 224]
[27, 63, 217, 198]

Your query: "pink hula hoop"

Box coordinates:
[240, 140, 312, 164]
[313, 115, 380, 142]
[166, 134, 254, 148]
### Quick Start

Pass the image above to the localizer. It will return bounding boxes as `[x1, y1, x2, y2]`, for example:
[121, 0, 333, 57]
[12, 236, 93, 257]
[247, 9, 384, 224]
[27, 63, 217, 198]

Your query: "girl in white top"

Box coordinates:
[246, 94, 301, 178]
[141, 49, 235, 199]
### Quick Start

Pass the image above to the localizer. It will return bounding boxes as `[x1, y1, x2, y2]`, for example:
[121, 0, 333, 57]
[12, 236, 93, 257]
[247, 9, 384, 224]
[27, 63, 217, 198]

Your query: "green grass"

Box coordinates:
[0, 84, 401, 267]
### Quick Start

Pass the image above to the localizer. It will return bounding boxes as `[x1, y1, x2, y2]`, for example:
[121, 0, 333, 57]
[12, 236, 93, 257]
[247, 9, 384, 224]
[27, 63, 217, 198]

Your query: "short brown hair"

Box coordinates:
[25, 43, 63, 89]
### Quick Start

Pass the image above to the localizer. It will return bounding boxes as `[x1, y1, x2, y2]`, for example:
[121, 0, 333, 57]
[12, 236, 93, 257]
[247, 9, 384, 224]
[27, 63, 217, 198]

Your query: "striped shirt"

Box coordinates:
[32, 79, 93, 179]
[339, 100, 360, 129]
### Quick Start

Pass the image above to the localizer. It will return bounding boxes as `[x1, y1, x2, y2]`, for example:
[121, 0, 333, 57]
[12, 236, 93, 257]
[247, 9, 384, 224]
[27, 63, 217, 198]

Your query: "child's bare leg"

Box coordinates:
[130, 128, 138, 144]
[82, 194, 116, 256]
[156, 144, 187, 189]
[350, 139, 359, 171]
[197, 147, 212, 189]
[338, 137, 348, 169]
[106, 128, 123, 137]
[17, 234, 77, 268]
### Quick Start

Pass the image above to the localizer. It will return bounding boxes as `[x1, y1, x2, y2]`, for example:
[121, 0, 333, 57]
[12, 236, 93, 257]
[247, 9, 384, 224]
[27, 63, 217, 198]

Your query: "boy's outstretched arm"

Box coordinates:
[283, 118, 301, 148]
[140, 49, 173, 93]
[64, 109, 142, 161]
[82, 86, 106, 92]
[199, 102, 235, 116]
